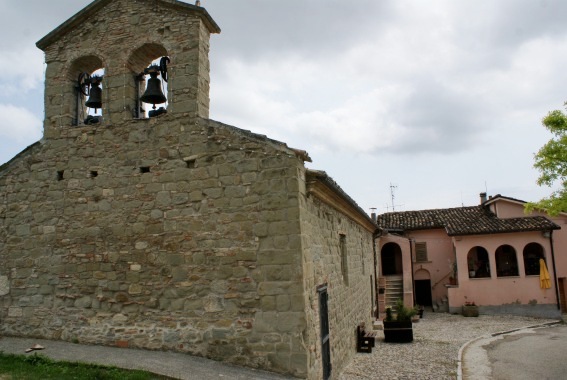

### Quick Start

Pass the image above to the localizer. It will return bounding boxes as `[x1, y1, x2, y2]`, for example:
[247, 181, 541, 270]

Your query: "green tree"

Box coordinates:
[526, 102, 567, 215]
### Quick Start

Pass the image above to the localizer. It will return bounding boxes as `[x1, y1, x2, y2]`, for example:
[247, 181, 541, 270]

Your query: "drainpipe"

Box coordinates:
[548, 230, 560, 310]
[410, 239, 415, 307]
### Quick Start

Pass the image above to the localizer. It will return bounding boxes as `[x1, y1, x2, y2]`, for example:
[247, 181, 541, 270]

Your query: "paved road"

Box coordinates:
[488, 324, 567, 380]
[0, 336, 294, 380]
[462, 324, 567, 380]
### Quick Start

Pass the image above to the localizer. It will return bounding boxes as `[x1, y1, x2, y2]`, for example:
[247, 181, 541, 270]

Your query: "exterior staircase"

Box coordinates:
[433, 296, 449, 312]
[384, 276, 404, 309]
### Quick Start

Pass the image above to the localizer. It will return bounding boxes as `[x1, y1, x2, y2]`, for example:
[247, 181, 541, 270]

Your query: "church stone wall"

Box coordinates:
[299, 194, 376, 380]
[0, 115, 308, 378]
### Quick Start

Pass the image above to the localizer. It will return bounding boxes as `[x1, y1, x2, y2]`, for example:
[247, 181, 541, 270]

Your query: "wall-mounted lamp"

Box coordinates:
[542, 230, 551, 238]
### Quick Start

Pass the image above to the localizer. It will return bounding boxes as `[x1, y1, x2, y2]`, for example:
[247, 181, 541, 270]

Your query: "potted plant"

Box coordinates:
[383, 299, 417, 343]
[468, 257, 476, 278]
[462, 301, 479, 317]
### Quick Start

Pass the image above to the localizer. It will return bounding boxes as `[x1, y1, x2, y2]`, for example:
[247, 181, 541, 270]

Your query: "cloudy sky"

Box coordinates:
[1, 0, 566, 214]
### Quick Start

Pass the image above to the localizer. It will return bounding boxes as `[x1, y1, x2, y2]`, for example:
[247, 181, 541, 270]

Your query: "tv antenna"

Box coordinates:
[386, 183, 403, 212]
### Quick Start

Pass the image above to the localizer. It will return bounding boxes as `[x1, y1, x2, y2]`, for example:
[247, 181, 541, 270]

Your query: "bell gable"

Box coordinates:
[36, 0, 220, 137]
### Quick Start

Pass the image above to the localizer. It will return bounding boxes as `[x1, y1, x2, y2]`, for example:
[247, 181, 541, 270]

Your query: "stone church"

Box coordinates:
[0, 1, 378, 379]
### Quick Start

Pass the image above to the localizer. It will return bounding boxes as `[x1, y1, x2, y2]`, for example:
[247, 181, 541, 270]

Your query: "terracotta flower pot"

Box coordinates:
[462, 305, 479, 317]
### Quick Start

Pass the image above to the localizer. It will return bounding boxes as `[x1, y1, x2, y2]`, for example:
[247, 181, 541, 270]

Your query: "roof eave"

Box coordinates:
[37, 0, 110, 50]
[375, 224, 445, 232]
[36, 0, 221, 51]
[307, 170, 377, 233]
[0, 141, 42, 175]
[483, 194, 526, 207]
[448, 225, 561, 237]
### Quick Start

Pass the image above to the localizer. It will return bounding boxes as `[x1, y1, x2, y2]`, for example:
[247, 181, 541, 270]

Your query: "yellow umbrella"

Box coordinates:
[540, 258, 551, 289]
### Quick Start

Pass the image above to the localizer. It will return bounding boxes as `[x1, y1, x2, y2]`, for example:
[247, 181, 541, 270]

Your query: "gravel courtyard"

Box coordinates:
[339, 312, 558, 380]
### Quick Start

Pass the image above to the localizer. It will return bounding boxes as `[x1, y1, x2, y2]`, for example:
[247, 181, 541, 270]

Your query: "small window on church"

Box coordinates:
[340, 234, 349, 286]
[415, 242, 428, 262]
[361, 239, 366, 275]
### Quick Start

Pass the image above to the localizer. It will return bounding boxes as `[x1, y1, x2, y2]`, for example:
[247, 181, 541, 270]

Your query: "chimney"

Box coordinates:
[480, 192, 487, 204]
[370, 208, 377, 222]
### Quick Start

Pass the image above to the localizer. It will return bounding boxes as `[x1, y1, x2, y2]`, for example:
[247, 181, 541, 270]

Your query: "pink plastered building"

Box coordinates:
[375, 193, 567, 318]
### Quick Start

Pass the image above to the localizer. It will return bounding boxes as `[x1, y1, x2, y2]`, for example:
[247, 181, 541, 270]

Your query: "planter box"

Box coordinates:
[462, 305, 479, 317]
[383, 320, 413, 343]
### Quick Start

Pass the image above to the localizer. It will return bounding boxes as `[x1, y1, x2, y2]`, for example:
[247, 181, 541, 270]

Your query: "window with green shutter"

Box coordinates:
[415, 242, 428, 262]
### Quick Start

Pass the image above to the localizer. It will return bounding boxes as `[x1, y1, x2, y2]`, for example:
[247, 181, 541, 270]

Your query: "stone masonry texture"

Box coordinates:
[299, 195, 376, 380]
[0, 112, 310, 377]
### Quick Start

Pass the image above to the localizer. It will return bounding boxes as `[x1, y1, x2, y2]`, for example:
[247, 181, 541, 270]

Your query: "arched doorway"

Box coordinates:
[523, 243, 545, 276]
[495, 244, 519, 277]
[467, 246, 491, 278]
[381, 243, 403, 275]
[414, 269, 432, 307]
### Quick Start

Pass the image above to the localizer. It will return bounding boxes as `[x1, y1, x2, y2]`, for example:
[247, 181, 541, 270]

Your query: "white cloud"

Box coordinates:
[0, 104, 42, 142]
[1, 0, 567, 210]
[211, 0, 567, 161]
[0, 48, 44, 95]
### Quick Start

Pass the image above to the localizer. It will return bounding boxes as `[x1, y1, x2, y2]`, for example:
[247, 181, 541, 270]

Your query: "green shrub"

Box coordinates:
[395, 299, 417, 322]
[385, 299, 418, 322]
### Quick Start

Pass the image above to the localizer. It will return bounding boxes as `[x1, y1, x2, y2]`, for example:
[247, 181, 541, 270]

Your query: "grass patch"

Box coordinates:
[0, 352, 172, 379]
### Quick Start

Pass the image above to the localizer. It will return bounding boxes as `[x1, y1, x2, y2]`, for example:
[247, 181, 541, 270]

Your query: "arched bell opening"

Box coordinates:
[127, 43, 170, 119]
[68, 56, 105, 126]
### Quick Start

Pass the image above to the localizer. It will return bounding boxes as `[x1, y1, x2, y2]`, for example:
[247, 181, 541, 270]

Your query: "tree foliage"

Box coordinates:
[526, 103, 567, 215]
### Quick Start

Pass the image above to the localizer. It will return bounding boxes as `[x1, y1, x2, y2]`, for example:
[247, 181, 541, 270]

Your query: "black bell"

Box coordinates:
[140, 71, 167, 109]
[85, 82, 102, 110]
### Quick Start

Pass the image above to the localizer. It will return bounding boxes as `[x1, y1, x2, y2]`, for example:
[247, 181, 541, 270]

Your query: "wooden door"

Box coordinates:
[318, 285, 331, 380]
